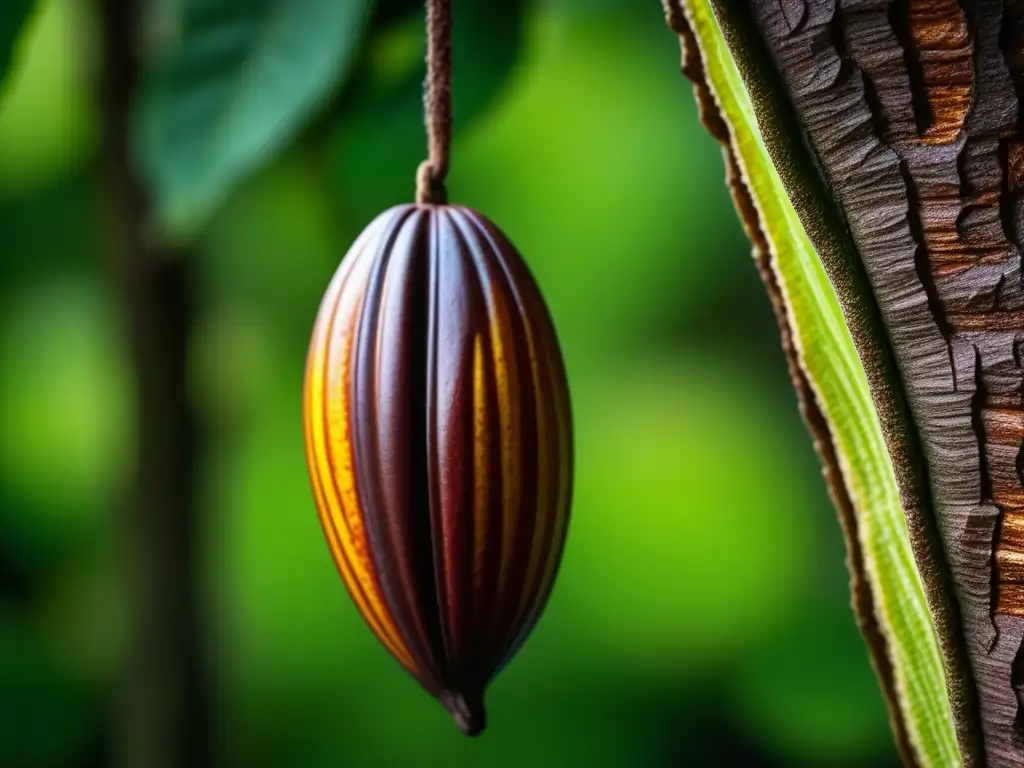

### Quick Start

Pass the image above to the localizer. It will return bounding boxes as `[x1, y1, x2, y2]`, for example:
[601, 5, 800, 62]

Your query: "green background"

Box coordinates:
[0, 0, 900, 765]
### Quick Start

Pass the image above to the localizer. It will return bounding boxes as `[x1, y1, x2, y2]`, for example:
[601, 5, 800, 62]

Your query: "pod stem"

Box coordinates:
[416, 0, 452, 205]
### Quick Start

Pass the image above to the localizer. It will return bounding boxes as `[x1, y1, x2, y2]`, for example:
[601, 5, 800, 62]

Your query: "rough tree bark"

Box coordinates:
[668, 1, 1024, 765]
[97, 1, 212, 767]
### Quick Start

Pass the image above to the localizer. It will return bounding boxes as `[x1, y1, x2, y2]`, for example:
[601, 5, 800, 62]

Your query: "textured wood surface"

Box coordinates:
[740, 1, 1024, 764]
[667, 0, 985, 762]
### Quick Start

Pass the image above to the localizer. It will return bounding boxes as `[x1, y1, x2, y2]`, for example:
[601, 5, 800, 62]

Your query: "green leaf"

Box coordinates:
[133, 0, 373, 238]
[0, 0, 33, 93]
[672, 2, 962, 766]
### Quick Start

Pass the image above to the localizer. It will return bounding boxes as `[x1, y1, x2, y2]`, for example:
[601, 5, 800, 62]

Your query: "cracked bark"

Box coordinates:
[675, 0, 1024, 764]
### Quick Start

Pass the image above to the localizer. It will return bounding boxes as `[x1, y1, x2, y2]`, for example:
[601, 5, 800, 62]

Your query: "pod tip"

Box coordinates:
[440, 690, 486, 737]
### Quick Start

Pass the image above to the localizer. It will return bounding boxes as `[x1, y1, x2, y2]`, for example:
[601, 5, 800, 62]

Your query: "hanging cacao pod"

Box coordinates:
[302, 204, 574, 736]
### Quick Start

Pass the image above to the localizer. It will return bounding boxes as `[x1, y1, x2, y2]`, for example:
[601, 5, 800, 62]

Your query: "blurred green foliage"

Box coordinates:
[135, 0, 372, 235]
[0, 0, 901, 765]
[0, 1, 35, 95]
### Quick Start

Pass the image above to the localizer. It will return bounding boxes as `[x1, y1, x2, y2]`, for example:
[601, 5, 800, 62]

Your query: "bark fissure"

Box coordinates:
[888, 0, 937, 138]
[901, 156, 960, 384]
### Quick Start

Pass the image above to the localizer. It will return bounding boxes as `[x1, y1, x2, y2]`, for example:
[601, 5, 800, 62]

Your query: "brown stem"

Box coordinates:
[96, 1, 211, 767]
[415, 0, 452, 204]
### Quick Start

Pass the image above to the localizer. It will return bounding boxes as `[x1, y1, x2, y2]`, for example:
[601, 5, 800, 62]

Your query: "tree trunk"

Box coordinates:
[668, 1, 1024, 764]
[97, 1, 212, 766]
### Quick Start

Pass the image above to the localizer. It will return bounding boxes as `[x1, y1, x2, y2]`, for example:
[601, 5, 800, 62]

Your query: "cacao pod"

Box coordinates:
[303, 204, 574, 735]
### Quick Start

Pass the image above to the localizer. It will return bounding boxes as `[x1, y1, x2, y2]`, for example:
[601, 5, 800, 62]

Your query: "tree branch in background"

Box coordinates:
[96, 1, 211, 766]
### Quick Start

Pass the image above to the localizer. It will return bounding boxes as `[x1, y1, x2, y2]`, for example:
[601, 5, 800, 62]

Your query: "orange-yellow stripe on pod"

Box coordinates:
[471, 333, 490, 614]
[486, 279, 522, 609]
[305, 295, 400, 662]
[304, 409, 390, 651]
[321, 265, 416, 670]
[307, 351, 413, 671]
[533, 334, 572, 602]
[305, 263, 371, 613]
[307, 252, 416, 671]
[505, 300, 552, 637]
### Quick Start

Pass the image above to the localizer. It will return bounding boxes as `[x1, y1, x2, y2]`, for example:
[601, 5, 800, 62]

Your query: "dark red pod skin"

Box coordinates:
[303, 204, 574, 735]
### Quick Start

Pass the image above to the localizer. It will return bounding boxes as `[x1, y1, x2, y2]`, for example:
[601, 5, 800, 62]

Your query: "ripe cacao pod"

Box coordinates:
[302, 204, 574, 735]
